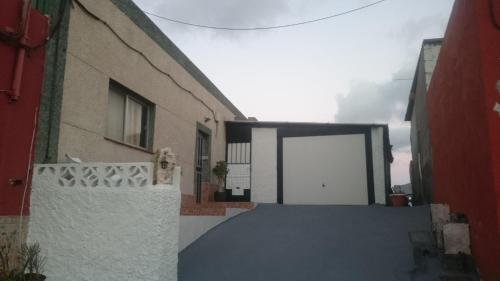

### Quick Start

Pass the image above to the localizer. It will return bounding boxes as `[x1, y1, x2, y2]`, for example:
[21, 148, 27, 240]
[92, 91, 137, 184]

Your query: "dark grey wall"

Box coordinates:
[34, 0, 71, 163]
[409, 43, 440, 204]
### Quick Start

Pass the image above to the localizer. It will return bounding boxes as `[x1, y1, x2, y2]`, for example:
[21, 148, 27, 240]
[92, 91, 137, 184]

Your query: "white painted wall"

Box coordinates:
[371, 127, 387, 204]
[423, 43, 442, 90]
[28, 165, 181, 281]
[283, 134, 368, 205]
[250, 128, 277, 203]
[178, 208, 249, 251]
[226, 164, 250, 196]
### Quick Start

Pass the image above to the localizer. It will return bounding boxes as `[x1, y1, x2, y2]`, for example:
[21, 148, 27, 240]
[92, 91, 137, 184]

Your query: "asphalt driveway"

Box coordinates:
[178, 204, 431, 281]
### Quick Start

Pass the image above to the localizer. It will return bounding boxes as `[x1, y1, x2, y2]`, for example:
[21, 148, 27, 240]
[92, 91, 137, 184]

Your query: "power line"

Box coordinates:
[142, 0, 389, 31]
[73, 0, 219, 121]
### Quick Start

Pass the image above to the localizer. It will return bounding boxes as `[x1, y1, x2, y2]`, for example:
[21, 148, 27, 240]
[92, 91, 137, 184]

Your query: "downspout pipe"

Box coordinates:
[9, 0, 32, 102]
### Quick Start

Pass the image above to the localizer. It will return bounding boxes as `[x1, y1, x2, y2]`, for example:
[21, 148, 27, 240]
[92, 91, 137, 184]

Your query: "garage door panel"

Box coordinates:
[283, 134, 368, 205]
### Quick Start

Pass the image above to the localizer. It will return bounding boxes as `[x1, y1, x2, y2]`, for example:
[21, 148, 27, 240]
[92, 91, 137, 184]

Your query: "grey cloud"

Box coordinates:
[136, 0, 292, 36]
[334, 66, 413, 150]
[390, 127, 410, 152]
[335, 66, 413, 124]
[389, 14, 448, 47]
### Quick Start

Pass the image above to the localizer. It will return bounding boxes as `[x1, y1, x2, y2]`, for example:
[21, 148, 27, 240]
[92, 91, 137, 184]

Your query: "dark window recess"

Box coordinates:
[106, 80, 155, 150]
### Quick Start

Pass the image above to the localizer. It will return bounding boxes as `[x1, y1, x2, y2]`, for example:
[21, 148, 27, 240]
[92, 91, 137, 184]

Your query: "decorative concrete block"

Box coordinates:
[431, 204, 450, 224]
[33, 162, 153, 188]
[431, 204, 450, 249]
[443, 223, 471, 255]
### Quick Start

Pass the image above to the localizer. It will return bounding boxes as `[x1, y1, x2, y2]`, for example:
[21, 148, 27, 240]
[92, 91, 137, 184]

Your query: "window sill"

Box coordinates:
[104, 136, 154, 155]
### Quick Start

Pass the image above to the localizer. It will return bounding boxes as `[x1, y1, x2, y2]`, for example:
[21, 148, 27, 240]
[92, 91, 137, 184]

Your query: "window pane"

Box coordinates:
[106, 88, 125, 141]
[125, 97, 144, 147]
[140, 105, 148, 148]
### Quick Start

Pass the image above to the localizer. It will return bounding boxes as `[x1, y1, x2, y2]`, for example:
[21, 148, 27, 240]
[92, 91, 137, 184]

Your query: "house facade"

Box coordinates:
[34, 0, 245, 200]
[427, 0, 500, 279]
[405, 39, 442, 205]
[29, 0, 395, 208]
[225, 122, 393, 205]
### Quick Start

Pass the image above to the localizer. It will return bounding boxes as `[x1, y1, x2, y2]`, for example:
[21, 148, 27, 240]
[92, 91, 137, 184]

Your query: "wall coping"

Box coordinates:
[33, 163, 181, 189]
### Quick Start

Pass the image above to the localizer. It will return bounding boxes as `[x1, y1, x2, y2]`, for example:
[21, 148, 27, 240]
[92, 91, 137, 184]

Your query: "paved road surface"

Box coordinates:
[179, 204, 431, 281]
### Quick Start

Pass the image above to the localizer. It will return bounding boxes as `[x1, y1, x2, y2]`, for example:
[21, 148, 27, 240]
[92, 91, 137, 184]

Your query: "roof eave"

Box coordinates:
[109, 0, 245, 119]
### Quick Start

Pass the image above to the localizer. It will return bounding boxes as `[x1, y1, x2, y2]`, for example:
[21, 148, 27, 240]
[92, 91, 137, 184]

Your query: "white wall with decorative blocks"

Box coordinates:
[34, 162, 153, 188]
[28, 164, 181, 281]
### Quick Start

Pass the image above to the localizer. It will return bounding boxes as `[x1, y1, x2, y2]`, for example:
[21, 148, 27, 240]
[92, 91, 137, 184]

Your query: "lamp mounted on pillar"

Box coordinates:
[160, 159, 168, 169]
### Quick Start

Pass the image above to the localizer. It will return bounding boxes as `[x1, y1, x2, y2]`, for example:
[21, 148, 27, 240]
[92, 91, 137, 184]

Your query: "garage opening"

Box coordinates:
[282, 134, 368, 205]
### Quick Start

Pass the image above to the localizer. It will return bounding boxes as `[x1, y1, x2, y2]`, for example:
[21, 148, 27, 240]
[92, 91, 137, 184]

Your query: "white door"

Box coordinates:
[226, 143, 251, 196]
[283, 134, 368, 205]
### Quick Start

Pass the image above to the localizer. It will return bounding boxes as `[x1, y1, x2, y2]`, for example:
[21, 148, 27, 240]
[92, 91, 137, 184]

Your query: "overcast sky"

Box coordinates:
[132, 0, 454, 185]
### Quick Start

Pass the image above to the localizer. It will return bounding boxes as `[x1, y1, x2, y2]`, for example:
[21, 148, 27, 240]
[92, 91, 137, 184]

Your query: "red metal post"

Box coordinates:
[10, 0, 32, 102]
[0, 0, 49, 216]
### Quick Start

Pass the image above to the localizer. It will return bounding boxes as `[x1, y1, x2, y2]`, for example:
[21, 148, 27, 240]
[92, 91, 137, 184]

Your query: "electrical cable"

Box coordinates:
[142, 0, 388, 31]
[18, 107, 38, 249]
[73, 0, 218, 121]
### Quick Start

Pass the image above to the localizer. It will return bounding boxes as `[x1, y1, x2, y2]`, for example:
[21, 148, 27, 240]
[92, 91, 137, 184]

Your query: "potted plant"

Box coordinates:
[22, 243, 46, 281]
[389, 186, 408, 207]
[212, 160, 229, 202]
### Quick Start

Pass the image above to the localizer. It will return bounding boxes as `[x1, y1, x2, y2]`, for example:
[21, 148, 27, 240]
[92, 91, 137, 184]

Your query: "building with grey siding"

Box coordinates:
[404, 38, 442, 205]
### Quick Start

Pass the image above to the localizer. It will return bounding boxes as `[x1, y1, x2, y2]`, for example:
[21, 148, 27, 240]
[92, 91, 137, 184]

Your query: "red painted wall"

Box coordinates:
[0, 1, 48, 216]
[428, 0, 500, 280]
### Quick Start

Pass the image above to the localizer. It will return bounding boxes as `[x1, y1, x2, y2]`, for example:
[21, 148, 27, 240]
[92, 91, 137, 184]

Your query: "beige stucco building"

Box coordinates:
[36, 0, 245, 196]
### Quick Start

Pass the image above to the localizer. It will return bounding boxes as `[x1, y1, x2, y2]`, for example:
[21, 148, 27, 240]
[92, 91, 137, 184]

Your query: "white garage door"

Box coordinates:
[283, 134, 368, 205]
